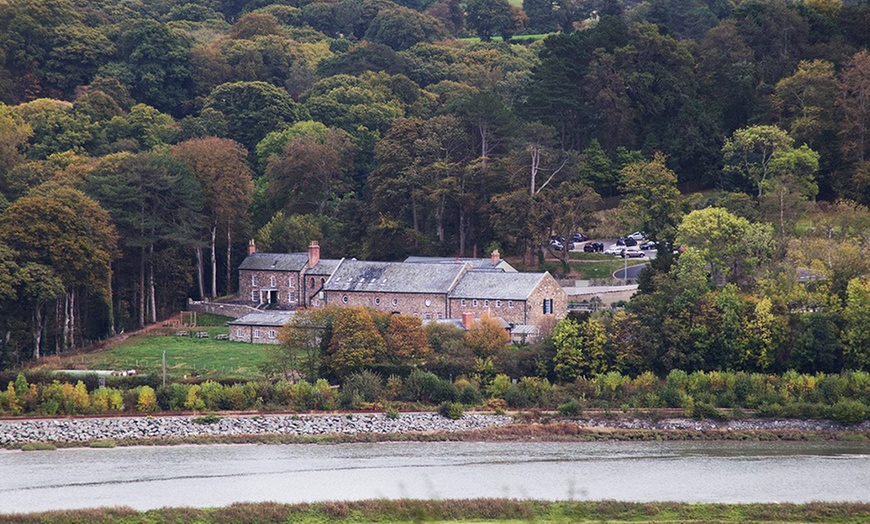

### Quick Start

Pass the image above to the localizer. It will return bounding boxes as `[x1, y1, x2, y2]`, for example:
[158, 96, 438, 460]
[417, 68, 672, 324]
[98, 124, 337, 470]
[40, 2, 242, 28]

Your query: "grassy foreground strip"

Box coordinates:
[2, 500, 870, 524]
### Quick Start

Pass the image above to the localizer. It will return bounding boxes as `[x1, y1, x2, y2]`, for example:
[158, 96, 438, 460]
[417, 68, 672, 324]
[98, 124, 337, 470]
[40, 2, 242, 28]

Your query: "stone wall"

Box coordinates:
[323, 291, 449, 320]
[228, 324, 281, 344]
[525, 273, 568, 328]
[239, 269, 301, 308]
[188, 300, 260, 319]
[447, 298, 526, 324]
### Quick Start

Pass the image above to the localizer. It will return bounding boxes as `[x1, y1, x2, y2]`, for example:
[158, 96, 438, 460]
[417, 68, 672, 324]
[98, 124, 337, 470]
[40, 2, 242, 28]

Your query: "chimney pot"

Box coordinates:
[248, 239, 257, 255]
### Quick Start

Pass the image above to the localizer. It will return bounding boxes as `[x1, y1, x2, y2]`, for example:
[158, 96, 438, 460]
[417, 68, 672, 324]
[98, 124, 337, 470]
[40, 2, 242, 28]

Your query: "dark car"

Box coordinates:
[616, 237, 638, 247]
[583, 242, 604, 253]
[639, 241, 657, 250]
[572, 233, 588, 242]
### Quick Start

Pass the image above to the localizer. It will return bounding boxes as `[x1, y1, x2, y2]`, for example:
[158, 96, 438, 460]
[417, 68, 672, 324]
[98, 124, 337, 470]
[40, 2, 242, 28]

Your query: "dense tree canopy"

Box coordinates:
[0, 0, 869, 379]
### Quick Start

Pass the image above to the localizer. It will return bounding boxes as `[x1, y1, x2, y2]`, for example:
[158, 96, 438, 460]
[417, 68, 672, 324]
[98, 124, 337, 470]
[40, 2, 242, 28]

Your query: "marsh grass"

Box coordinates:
[2, 500, 869, 523]
[19, 442, 56, 451]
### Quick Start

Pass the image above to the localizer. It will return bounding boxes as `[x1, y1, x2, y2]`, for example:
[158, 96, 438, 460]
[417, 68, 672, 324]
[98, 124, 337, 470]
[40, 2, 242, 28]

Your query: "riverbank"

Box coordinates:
[3, 500, 870, 524]
[1, 412, 869, 448]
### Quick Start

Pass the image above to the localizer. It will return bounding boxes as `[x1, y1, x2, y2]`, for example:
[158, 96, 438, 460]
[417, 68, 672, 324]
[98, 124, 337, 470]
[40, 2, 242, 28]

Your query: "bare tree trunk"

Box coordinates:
[195, 247, 205, 300]
[436, 194, 445, 243]
[458, 208, 467, 256]
[62, 292, 70, 353]
[148, 243, 157, 325]
[139, 246, 146, 328]
[226, 225, 232, 298]
[211, 224, 217, 299]
[32, 304, 43, 360]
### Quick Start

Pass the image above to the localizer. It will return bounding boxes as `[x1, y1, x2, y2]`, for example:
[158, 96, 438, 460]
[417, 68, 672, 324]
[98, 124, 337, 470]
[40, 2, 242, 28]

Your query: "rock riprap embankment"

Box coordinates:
[0, 413, 514, 445]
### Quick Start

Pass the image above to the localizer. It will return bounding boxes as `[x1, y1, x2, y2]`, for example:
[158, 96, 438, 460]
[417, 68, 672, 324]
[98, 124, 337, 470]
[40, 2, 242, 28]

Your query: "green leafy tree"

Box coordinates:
[619, 151, 683, 245]
[465, 0, 513, 41]
[271, 310, 328, 382]
[843, 277, 870, 370]
[552, 317, 608, 381]
[722, 125, 795, 197]
[203, 81, 303, 151]
[365, 7, 448, 51]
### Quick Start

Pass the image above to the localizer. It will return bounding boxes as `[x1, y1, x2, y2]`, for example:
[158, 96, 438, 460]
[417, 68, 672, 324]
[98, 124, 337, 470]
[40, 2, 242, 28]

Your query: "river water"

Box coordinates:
[1, 440, 869, 513]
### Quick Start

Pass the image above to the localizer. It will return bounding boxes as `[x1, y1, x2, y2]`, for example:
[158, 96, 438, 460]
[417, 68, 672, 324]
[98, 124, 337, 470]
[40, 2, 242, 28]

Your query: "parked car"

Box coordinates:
[549, 239, 564, 251]
[572, 233, 588, 242]
[628, 231, 647, 241]
[621, 247, 646, 258]
[583, 241, 604, 253]
[616, 236, 638, 247]
[639, 241, 658, 250]
[604, 245, 624, 256]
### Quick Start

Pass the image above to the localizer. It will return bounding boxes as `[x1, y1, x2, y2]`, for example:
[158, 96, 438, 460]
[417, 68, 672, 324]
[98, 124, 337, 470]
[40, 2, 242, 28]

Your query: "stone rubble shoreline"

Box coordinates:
[0, 413, 867, 446]
[0, 413, 514, 446]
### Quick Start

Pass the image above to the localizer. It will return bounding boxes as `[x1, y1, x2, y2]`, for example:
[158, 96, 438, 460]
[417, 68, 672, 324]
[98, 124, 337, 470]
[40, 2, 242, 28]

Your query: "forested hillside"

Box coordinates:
[0, 0, 868, 375]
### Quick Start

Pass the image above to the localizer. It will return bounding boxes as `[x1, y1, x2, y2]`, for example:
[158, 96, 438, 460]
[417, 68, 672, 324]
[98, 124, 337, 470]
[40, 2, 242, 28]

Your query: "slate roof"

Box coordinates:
[324, 260, 468, 294]
[404, 256, 516, 272]
[227, 311, 295, 327]
[239, 253, 308, 272]
[449, 272, 547, 300]
[306, 258, 343, 276]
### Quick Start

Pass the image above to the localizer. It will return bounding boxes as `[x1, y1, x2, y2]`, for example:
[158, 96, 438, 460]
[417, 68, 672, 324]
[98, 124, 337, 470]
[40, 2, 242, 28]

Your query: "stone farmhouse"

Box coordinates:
[233, 241, 567, 341]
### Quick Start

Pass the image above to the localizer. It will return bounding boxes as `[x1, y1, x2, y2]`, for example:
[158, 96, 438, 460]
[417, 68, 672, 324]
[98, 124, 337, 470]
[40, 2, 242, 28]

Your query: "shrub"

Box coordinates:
[691, 401, 724, 420]
[342, 370, 384, 404]
[184, 384, 205, 411]
[384, 406, 400, 419]
[199, 380, 224, 410]
[402, 370, 442, 403]
[88, 440, 116, 448]
[830, 399, 867, 425]
[458, 383, 483, 406]
[193, 414, 222, 424]
[557, 399, 582, 417]
[136, 386, 158, 413]
[437, 401, 463, 420]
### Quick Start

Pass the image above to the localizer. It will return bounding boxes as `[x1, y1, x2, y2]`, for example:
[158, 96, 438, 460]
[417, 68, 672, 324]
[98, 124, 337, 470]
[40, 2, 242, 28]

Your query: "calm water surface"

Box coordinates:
[1, 440, 869, 513]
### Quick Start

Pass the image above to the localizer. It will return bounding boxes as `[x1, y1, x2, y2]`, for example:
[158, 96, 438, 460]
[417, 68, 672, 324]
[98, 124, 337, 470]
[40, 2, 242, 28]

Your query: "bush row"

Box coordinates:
[1, 370, 868, 424]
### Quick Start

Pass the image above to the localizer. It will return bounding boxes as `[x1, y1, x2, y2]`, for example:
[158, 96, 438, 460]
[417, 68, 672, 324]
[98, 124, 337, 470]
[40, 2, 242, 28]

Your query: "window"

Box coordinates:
[268, 330, 276, 339]
[375, 297, 381, 305]
[424, 313, 432, 320]
[288, 276, 294, 288]
[437, 313, 443, 319]
[484, 300, 489, 307]
[543, 299, 554, 315]
[460, 299, 466, 307]
[289, 291, 296, 303]
[251, 275, 258, 286]
[236, 329, 243, 337]
[321, 278, 325, 286]
[251, 291, 258, 302]
[342, 295, 348, 304]
[253, 329, 261, 339]
[424, 299, 431, 307]
[391, 298, 398, 306]
[508, 300, 514, 308]
[472, 299, 478, 307]
[495, 300, 501, 308]
[270, 276, 276, 287]
[310, 277, 315, 287]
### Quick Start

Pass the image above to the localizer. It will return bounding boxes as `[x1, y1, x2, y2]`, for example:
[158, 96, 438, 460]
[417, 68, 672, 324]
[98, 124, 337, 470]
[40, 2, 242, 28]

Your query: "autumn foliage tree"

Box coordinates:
[324, 306, 385, 377]
[170, 137, 253, 298]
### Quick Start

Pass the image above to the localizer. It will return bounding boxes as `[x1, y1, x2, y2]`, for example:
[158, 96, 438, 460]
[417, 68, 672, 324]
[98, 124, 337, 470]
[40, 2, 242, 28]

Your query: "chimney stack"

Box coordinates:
[248, 239, 257, 255]
[308, 240, 320, 267]
[491, 249, 500, 266]
[461, 311, 475, 330]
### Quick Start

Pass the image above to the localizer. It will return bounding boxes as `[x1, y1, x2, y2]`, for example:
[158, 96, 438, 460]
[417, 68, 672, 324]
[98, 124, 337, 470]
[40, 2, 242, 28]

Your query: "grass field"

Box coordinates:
[3, 500, 869, 524]
[48, 314, 271, 381]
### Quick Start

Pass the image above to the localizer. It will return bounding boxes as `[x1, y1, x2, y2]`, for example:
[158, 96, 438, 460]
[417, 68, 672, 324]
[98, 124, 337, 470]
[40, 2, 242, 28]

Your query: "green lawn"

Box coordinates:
[541, 252, 648, 279]
[58, 317, 271, 381]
